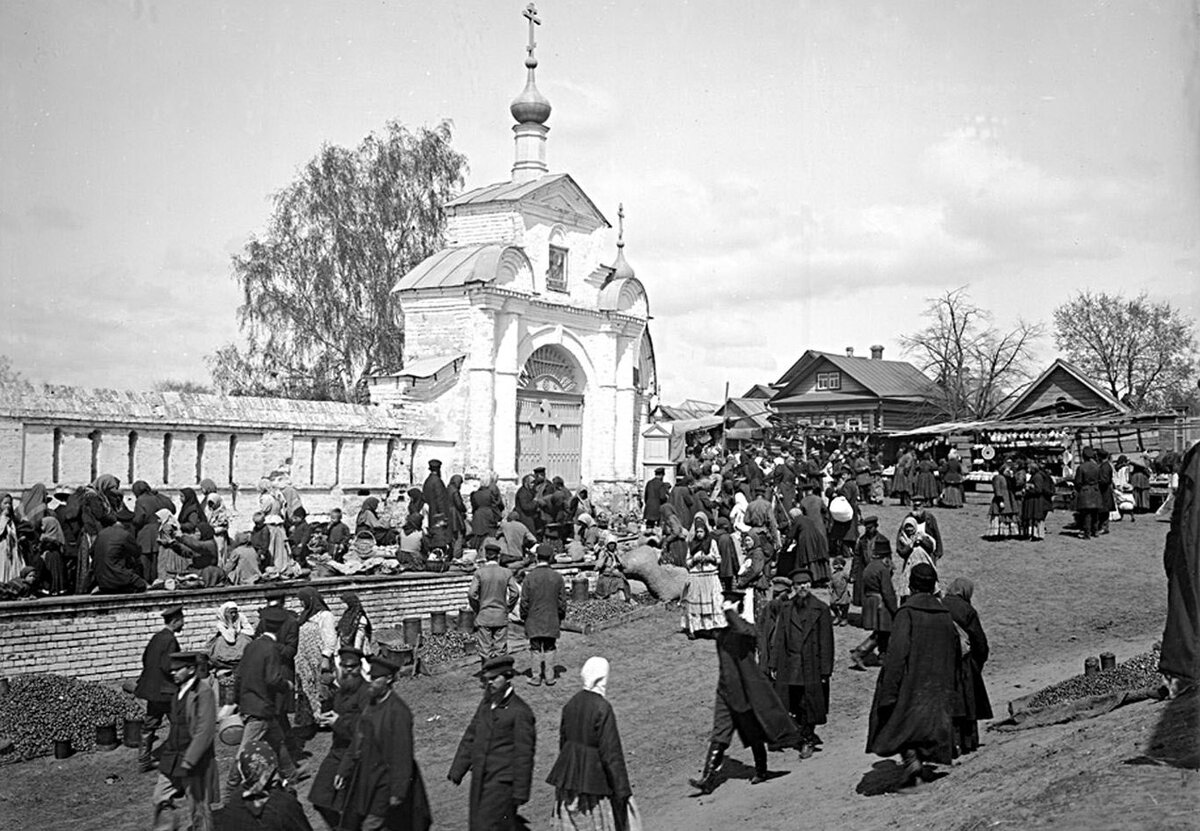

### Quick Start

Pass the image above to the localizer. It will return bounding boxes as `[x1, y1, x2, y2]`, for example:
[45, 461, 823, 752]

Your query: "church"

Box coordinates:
[367, 5, 657, 504]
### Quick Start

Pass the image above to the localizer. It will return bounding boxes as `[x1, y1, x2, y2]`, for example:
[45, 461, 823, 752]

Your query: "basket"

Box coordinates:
[352, 531, 376, 557]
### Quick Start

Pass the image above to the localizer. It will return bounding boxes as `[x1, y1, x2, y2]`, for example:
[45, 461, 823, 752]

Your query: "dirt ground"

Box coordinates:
[2, 497, 1195, 830]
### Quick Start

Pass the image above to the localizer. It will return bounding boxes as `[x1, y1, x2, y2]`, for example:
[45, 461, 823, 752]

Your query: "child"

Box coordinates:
[829, 557, 851, 626]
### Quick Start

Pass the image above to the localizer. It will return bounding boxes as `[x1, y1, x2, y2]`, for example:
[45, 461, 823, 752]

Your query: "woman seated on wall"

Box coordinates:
[355, 497, 397, 545]
[396, 514, 427, 570]
[165, 522, 226, 586]
[206, 600, 255, 671]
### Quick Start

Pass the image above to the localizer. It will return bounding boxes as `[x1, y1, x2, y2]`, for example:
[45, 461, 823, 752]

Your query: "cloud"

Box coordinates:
[23, 203, 86, 231]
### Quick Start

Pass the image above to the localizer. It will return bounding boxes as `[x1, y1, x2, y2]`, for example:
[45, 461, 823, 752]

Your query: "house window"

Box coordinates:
[547, 245, 568, 292]
[845, 416, 863, 432]
[816, 371, 841, 391]
[819, 417, 837, 428]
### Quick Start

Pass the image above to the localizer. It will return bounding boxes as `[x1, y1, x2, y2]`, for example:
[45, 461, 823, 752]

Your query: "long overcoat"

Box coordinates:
[337, 691, 431, 830]
[780, 514, 828, 582]
[851, 531, 891, 606]
[1022, 469, 1055, 524]
[860, 557, 898, 633]
[866, 593, 960, 764]
[941, 595, 993, 721]
[1160, 441, 1200, 683]
[519, 564, 566, 640]
[157, 680, 219, 800]
[643, 477, 668, 523]
[448, 691, 537, 831]
[135, 626, 180, 703]
[767, 593, 834, 725]
[1074, 460, 1103, 510]
[309, 677, 372, 816]
[714, 609, 800, 749]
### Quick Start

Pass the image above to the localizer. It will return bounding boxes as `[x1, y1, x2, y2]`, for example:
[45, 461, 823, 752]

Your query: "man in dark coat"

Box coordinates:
[1097, 449, 1116, 534]
[851, 545, 899, 670]
[713, 517, 740, 592]
[757, 576, 793, 672]
[448, 655, 537, 831]
[668, 476, 699, 529]
[309, 647, 372, 828]
[423, 460, 450, 549]
[232, 606, 298, 790]
[643, 468, 669, 529]
[1160, 439, 1199, 698]
[799, 484, 829, 533]
[514, 474, 540, 538]
[1074, 446, 1104, 539]
[152, 651, 218, 831]
[767, 570, 834, 758]
[689, 591, 799, 794]
[518, 545, 566, 686]
[781, 508, 830, 585]
[93, 523, 148, 594]
[335, 656, 432, 831]
[851, 516, 891, 607]
[772, 458, 798, 512]
[866, 563, 960, 788]
[253, 590, 302, 770]
[135, 603, 185, 772]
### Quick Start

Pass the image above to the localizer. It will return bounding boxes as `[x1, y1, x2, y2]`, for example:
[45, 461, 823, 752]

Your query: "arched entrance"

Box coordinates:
[517, 345, 584, 486]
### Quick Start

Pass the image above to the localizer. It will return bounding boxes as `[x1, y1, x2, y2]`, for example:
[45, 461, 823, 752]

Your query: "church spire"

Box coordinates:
[611, 203, 635, 280]
[510, 3, 551, 183]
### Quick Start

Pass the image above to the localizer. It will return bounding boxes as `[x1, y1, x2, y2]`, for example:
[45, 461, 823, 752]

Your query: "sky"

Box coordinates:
[2, 0, 1198, 404]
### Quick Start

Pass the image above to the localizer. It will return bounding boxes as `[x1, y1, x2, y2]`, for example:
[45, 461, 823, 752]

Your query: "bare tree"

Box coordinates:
[901, 287, 1044, 420]
[1053, 291, 1198, 410]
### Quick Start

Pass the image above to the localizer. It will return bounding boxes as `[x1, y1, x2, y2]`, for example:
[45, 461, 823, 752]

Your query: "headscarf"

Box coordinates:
[199, 478, 218, 495]
[946, 577, 974, 603]
[93, 474, 120, 497]
[659, 503, 684, 536]
[179, 488, 204, 523]
[131, 480, 150, 497]
[336, 591, 371, 645]
[257, 478, 272, 494]
[449, 474, 463, 490]
[206, 493, 230, 532]
[361, 497, 380, 515]
[297, 586, 329, 625]
[216, 601, 253, 644]
[406, 489, 425, 512]
[40, 515, 65, 545]
[18, 484, 47, 527]
[581, 656, 610, 698]
[237, 739, 281, 807]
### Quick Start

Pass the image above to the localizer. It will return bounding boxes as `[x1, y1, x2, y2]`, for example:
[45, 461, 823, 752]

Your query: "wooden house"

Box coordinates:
[1003, 359, 1129, 420]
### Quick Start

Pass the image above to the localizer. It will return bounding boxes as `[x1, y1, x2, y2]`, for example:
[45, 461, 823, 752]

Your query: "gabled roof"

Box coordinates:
[742, 384, 775, 399]
[1003, 358, 1129, 418]
[446, 173, 610, 227]
[771, 350, 939, 402]
[392, 244, 505, 292]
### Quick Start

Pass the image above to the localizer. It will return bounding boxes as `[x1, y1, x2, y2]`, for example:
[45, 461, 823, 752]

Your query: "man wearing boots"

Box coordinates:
[766, 570, 834, 760]
[254, 589, 302, 773]
[135, 603, 185, 772]
[850, 543, 899, 671]
[152, 651, 218, 831]
[231, 606, 298, 794]
[519, 544, 567, 686]
[690, 589, 799, 794]
[469, 540, 521, 663]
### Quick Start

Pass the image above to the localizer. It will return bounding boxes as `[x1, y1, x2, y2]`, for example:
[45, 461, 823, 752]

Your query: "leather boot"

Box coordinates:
[749, 742, 772, 784]
[901, 749, 923, 787]
[527, 657, 544, 686]
[139, 733, 157, 773]
[688, 742, 725, 794]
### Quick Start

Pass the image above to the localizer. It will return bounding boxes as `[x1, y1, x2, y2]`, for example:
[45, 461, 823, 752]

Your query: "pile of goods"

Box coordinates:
[621, 545, 687, 602]
[416, 631, 477, 667]
[1022, 647, 1162, 710]
[564, 599, 639, 630]
[0, 674, 143, 761]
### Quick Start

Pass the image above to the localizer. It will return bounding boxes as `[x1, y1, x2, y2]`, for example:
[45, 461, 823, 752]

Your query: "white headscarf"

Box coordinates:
[581, 656, 610, 698]
[216, 601, 252, 645]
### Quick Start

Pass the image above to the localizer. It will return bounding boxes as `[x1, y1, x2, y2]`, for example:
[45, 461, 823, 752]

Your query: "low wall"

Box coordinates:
[0, 566, 582, 684]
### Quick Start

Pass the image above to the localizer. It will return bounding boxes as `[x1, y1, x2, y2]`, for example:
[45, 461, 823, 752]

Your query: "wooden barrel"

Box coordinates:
[53, 739, 73, 759]
[403, 617, 423, 647]
[457, 609, 475, 632]
[571, 575, 590, 603]
[1084, 656, 1100, 676]
[430, 611, 448, 635]
[1100, 652, 1116, 671]
[218, 713, 244, 747]
[95, 723, 119, 751]
[122, 719, 143, 748]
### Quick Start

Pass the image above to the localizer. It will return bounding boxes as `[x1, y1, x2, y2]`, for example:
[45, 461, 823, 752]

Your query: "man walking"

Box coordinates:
[232, 606, 298, 792]
[335, 656, 432, 831]
[152, 651, 218, 831]
[766, 570, 834, 759]
[448, 655, 537, 830]
[309, 647, 372, 829]
[254, 589, 302, 770]
[469, 540, 520, 663]
[519, 545, 567, 686]
[135, 603, 185, 772]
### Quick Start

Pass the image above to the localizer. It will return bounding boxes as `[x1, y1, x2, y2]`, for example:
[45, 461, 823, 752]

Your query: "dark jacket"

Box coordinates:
[519, 564, 567, 640]
[423, 473, 448, 525]
[1022, 469, 1055, 523]
[643, 477, 669, 523]
[337, 691, 431, 829]
[1161, 440, 1199, 682]
[92, 525, 147, 593]
[781, 513, 828, 579]
[132, 490, 174, 555]
[860, 558, 898, 633]
[799, 494, 829, 531]
[515, 486, 539, 536]
[851, 530, 891, 606]
[941, 595, 993, 721]
[714, 609, 799, 748]
[135, 627, 180, 702]
[448, 690, 537, 831]
[309, 676, 372, 815]
[235, 634, 290, 719]
[668, 485, 698, 528]
[767, 593, 834, 725]
[158, 679, 217, 787]
[1098, 460, 1115, 511]
[1074, 460, 1103, 510]
[215, 791, 313, 830]
[470, 486, 504, 538]
[254, 605, 299, 712]
[867, 593, 959, 764]
[546, 690, 632, 800]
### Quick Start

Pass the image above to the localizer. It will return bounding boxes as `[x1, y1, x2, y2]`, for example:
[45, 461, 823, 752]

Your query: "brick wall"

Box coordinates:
[0, 567, 581, 684]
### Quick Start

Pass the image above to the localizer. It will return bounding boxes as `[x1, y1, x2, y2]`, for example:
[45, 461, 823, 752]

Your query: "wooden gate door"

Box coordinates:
[516, 393, 584, 486]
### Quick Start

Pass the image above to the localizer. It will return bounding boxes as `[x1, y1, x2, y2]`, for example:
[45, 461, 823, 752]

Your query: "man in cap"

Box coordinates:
[254, 589, 302, 770]
[468, 540, 521, 663]
[851, 516, 891, 608]
[448, 655, 537, 830]
[643, 467, 669, 530]
[519, 542, 567, 686]
[336, 656, 432, 831]
[866, 562, 959, 789]
[756, 576, 793, 672]
[690, 589, 798, 794]
[850, 539, 899, 671]
[766, 569, 835, 759]
[135, 604, 185, 772]
[309, 647, 373, 828]
[152, 650, 218, 831]
[231, 605, 298, 793]
[423, 460, 449, 551]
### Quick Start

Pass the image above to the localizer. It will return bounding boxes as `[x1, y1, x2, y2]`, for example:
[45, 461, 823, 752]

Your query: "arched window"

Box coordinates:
[89, 430, 102, 482]
[128, 431, 138, 483]
[547, 226, 568, 292]
[195, 434, 206, 483]
[163, 433, 173, 484]
[519, 345, 581, 393]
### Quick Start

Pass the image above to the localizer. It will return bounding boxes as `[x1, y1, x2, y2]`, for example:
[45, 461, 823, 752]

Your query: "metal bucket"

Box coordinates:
[571, 575, 590, 603]
[1100, 652, 1116, 671]
[402, 617, 423, 647]
[0, 677, 10, 696]
[1084, 656, 1100, 676]
[53, 739, 73, 759]
[95, 723, 119, 751]
[430, 611, 448, 635]
[122, 719, 143, 748]
[218, 713, 244, 747]
[457, 609, 475, 632]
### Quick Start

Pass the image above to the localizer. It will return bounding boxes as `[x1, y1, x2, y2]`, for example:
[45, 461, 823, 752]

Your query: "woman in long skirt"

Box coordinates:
[294, 587, 338, 734]
[683, 515, 725, 637]
[658, 504, 689, 568]
[913, 452, 941, 503]
[987, 468, 1017, 539]
[547, 657, 642, 831]
[939, 452, 965, 508]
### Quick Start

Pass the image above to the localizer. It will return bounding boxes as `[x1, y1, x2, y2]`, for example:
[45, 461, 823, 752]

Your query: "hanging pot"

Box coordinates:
[122, 719, 143, 748]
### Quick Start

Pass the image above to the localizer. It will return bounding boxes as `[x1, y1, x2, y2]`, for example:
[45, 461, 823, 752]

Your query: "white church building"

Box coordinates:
[367, 6, 657, 501]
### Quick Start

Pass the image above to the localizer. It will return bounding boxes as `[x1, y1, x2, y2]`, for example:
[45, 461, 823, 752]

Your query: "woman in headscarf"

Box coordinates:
[939, 450, 965, 508]
[1021, 460, 1056, 542]
[206, 600, 255, 671]
[898, 530, 938, 600]
[178, 487, 205, 534]
[594, 534, 632, 603]
[215, 740, 313, 830]
[295, 586, 338, 733]
[206, 492, 231, 561]
[547, 656, 641, 831]
[941, 578, 992, 755]
[169, 523, 224, 585]
[335, 591, 373, 655]
[405, 487, 427, 530]
[683, 514, 725, 637]
[469, 472, 504, 550]
[658, 503, 688, 568]
[279, 482, 303, 529]
[132, 480, 174, 580]
[569, 487, 595, 527]
[225, 531, 261, 586]
[17, 483, 48, 529]
[155, 507, 192, 580]
[447, 474, 468, 558]
[39, 515, 68, 594]
[76, 474, 121, 594]
[914, 451, 940, 503]
[355, 496, 395, 545]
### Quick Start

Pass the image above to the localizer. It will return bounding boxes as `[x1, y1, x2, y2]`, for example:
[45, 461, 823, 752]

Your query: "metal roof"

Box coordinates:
[392, 245, 504, 292]
[447, 174, 569, 206]
[1003, 358, 1129, 417]
[772, 350, 939, 401]
[391, 354, 465, 380]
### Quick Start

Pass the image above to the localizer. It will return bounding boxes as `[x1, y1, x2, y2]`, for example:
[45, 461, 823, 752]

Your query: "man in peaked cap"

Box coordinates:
[134, 604, 185, 773]
[230, 605, 298, 795]
[254, 588, 302, 772]
[423, 459, 450, 552]
[309, 646, 372, 828]
[767, 569, 835, 760]
[448, 654, 536, 830]
[468, 539, 521, 664]
[152, 650, 218, 831]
